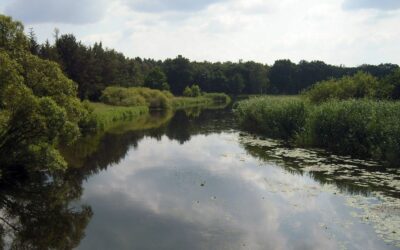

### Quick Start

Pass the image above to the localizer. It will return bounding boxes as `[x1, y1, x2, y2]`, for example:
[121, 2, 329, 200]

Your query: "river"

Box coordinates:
[0, 107, 399, 249]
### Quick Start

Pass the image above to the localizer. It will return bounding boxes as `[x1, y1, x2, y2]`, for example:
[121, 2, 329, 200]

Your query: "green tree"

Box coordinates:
[229, 73, 245, 94]
[28, 28, 39, 55]
[144, 67, 170, 90]
[163, 55, 193, 95]
[0, 15, 28, 56]
[382, 68, 400, 99]
[0, 15, 88, 172]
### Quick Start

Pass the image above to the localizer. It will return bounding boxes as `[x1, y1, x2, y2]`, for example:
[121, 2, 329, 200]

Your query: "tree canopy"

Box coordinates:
[0, 15, 88, 172]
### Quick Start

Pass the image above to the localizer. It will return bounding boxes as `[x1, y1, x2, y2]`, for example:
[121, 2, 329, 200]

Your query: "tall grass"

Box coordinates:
[172, 93, 231, 109]
[85, 102, 148, 132]
[303, 100, 400, 165]
[235, 96, 400, 167]
[235, 96, 307, 140]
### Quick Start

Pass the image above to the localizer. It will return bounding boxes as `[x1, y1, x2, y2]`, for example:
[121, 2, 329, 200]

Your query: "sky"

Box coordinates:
[1, 0, 399, 66]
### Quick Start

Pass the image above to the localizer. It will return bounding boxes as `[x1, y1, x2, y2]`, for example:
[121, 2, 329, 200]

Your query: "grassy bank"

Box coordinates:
[83, 88, 231, 133]
[235, 96, 400, 167]
[172, 93, 231, 109]
[86, 103, 149, 132]
[100, 86, 231, 110]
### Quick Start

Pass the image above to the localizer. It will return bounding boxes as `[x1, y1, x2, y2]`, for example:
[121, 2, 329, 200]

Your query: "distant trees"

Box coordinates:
[163, 55, 194, 95]
[381, 69, 400, 99]
[144, 67, 170, 90]
[268, 59, 399, 95]
[9, 15, 396, 100]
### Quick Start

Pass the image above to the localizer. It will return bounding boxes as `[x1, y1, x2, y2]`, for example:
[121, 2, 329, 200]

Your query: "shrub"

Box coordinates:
[183, 86, 193, 97]
[303, 71, 380, 104]
[183, 85, 202, 97]
[100, 87, 173, 109]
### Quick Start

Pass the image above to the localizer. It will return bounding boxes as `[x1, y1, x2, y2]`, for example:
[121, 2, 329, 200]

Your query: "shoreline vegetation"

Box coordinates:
[0, 15, 231, 176]
[235, 72, 400, 167]
[85, 87, 231, 133]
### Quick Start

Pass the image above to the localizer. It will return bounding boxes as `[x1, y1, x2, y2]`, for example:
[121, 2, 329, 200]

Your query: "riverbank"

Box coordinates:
[172, 93, 231, 109]
[235, 96, 400, 167]
[87, 103, 149, 132]
[87, 92, 231, 132]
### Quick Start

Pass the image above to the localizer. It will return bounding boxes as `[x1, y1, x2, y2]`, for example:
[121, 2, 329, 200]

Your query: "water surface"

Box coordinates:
[0, 108, 399, 249]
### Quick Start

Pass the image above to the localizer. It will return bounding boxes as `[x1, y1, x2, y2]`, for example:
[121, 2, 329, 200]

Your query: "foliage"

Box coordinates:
[100, 87, 172, 109]
[0, 15, 88, 172]
[144, 67, 170, 91]
[183, 86, 193, 97]
[268, 59, 398, 95]
[235, 96, 307, 139]
[183, 84, 202, 97]
[172, 97, 212, 109]
[236, 96, 400, 167]
[303, 71, 382, 103]
[302, 100, 400, 165]
[381, 68, 400, 99]
[24, 24, 397, 99]
[88, 102, 148, 132]
[0, 15, 28, 56]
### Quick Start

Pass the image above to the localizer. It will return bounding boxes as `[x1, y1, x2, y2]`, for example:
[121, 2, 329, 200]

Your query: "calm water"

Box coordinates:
[0, 107, 399, 249]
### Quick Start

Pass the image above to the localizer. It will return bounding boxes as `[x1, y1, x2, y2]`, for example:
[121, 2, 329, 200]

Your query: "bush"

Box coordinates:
[183, 85, 202, 97]
[303, 71, 380, 104]
[100, 87, 173, 109]
[183, 86, 193, 97]
[235, 96, 307, 139]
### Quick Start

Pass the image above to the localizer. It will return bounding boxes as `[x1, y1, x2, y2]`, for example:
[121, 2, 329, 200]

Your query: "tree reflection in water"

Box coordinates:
[0, 167, 92, 249]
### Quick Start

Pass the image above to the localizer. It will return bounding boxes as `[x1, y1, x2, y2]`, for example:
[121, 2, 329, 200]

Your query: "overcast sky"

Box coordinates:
[1, 0, 399, 66]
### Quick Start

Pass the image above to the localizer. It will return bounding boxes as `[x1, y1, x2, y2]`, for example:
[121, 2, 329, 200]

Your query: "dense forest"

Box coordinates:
[28, 29, 399, 101]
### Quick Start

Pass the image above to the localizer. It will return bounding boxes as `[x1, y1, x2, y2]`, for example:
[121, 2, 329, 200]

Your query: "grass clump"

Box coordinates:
[86, 102, 148, 132]
[203, 93, 231, 104]
[235, 96, 307, 140]
[302, 100, 400, 165]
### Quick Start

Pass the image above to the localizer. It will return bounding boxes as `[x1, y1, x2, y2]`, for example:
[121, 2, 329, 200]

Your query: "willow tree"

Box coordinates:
[0, 15, 88, 172]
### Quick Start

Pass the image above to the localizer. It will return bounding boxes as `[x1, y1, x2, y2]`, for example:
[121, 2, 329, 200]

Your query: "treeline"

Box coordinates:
[28, 30, 399, 100]
[268, 60, 398, 94]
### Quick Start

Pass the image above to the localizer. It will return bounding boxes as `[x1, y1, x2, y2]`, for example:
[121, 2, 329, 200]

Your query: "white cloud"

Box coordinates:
[0, 0, 399, 65]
